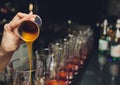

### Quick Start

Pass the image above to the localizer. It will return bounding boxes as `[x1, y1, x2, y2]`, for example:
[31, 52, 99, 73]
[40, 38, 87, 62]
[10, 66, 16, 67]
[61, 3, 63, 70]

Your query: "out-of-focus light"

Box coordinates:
[67, 19, 72, 24]
[96, 22, 100, 27]
[2, 19, 7, 23]
[0, 18, 7, 24]
[11, 8, 16, 12]
[0, 8, 7, 13]
[5, 2, 11, 7]
[29, 3, 33, 12]
[68, 33, 73, 38]
[64, 38, 67, 41]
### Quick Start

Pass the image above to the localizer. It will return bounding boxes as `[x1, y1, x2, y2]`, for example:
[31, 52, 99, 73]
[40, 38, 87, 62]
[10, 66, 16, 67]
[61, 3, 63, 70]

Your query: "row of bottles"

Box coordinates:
[97, 19, 120, 85]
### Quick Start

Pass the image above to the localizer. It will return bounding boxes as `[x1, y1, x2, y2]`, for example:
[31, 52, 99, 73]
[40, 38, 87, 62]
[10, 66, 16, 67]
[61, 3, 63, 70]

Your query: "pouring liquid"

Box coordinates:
[20, 21, 40, 85]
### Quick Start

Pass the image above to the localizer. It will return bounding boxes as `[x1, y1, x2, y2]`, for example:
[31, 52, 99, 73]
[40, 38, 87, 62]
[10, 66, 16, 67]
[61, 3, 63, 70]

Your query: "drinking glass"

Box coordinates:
[8, 58, 43, 85]
[36, 46, 67, 85]
[0, 72, 12, 85]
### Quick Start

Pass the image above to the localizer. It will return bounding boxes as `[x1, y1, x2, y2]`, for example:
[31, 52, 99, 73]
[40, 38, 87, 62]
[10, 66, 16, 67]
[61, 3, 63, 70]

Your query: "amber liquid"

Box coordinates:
[20, 21, 40, 85]
[19, 21, 39, 42]
[46, 79, 67, 85]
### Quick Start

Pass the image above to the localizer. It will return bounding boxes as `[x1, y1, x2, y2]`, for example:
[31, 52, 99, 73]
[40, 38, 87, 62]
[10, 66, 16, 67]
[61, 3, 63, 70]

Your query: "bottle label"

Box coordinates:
[110, 45, 120, 57]
[98, 39, 108, 51]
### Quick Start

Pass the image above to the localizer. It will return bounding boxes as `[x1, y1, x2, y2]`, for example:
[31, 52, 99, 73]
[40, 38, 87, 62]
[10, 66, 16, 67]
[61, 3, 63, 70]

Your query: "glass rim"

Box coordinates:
[17, 20, 40, 42]
[8, 58, 42, 73]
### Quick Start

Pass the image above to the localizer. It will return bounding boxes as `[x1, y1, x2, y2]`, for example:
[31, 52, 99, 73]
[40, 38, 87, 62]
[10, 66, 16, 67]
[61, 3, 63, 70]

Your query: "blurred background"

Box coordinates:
[0, 0, 114, 49]
[0, 0, 108, 24]
[1, 0, 120, 85]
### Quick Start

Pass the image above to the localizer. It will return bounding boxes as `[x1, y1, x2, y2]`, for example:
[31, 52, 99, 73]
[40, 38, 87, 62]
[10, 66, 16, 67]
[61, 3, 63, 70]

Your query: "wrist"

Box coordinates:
[0, 45, 14, 56]
[0, 45, 13, 72]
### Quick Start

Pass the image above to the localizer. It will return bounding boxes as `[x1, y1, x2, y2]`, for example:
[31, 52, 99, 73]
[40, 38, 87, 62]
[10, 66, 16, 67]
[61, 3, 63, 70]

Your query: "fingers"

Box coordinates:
[4, 12, 36, 36]
[9, 12, 35, 28]
[17, 12, 35, 19]
[4, 24, 14, 33]
[18, 15, 35, 25]
[4, 24, 18, 37]
[16, 12, 31, 18]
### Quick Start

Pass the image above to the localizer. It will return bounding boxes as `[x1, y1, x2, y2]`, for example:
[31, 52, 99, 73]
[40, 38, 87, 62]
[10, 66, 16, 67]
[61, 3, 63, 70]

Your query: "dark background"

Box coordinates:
[0, 0, 109, 48]
[0, 0, 109, 24]
[0, 0, 119, 49]
[0, 0, 120, 49]
[1, 1, 120, 85]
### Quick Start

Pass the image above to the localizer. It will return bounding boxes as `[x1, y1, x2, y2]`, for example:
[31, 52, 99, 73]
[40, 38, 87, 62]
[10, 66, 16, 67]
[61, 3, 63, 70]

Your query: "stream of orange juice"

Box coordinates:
[22, 31, 39, 85]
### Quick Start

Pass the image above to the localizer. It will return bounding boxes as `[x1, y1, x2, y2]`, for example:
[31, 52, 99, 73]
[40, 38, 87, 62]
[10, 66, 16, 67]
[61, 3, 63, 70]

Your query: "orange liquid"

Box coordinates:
[19, 21, 39, 42]
[27, 42, 33, 85]
[22, 32, 38, 42]
[46, 79, 67, 85]
[66, 60, 74, 71]
[58, 70, 67, 79]
[72, 56, 80, 73]
[21, 26, 39, 85]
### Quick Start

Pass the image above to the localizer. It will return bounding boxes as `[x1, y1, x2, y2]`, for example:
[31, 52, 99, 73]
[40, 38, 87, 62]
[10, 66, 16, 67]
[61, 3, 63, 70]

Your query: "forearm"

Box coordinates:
[0, 46, 13, 73]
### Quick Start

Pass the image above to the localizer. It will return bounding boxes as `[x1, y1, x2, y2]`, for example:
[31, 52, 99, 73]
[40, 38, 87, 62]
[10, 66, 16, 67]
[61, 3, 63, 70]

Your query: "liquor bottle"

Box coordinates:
[97, 19, 109, 68]
[98, 19, 109, 54]
[108, 19, 120, 85]
[110, 19, 120, 60]
[106, 23, 114, 42]
[106, 23, 114, 55]
[97, 19, 110, 85]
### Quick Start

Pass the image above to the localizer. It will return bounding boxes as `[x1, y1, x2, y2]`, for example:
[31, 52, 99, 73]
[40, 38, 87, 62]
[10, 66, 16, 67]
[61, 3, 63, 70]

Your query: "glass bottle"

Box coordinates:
[108, 19, 120, 85]
[110, 19, 120, 60]
[98, 19, 109, 54]
[97, 19, 110, 85]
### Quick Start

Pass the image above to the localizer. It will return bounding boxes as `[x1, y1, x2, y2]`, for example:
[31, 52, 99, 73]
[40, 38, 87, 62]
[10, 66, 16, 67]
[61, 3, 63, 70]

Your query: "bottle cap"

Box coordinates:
[116, 19, 120, 28]
[116, 19, 120, 24]
[116, 28, 120, 38]
[103, 19, 108, 26]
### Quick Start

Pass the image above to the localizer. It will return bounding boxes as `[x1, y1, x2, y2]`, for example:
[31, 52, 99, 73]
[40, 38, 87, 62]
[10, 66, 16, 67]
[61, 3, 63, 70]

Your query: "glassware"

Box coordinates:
[8, 58, 43, 85]
[52, 40, 69, 85]
[0, 72, 12, 85]
[17, 15, 42, 42]
[37, 45, 67, 85]
[17, 14, 42, 85]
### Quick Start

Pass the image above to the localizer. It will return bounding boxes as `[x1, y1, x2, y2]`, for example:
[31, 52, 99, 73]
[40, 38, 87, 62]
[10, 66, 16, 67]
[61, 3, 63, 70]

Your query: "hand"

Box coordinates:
[1, 12, 36, 53]
[0, 12, 36, 72]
